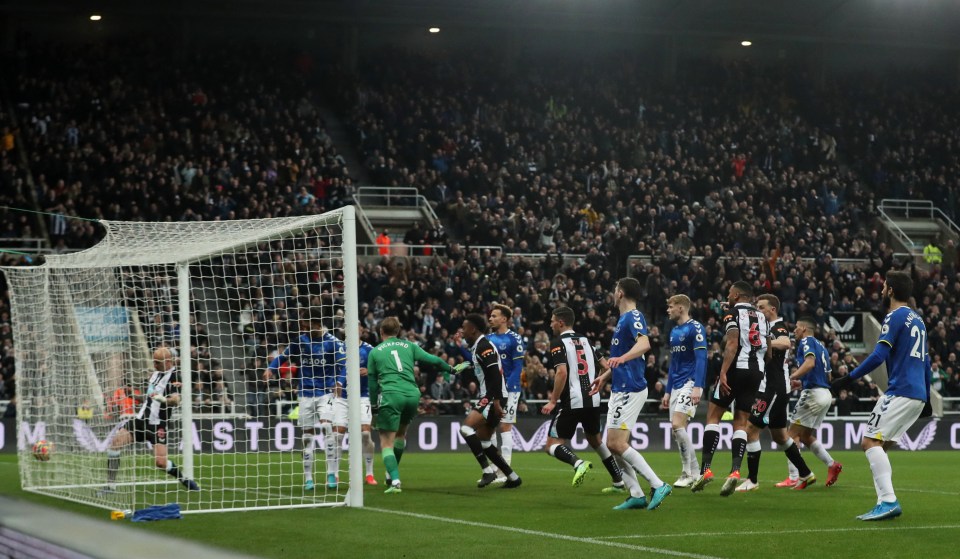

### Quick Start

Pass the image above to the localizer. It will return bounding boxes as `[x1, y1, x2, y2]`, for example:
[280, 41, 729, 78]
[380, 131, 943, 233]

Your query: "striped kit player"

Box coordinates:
[693, 281, 769, 496]
[102, 347, 200, 494]
[740, 294, 817, 493]
[540, 306, 624, 491]
[457, 313, 522, 489]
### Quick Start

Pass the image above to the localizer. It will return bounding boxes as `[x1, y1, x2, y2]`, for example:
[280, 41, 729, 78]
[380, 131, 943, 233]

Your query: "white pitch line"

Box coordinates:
[365, 506, 724, 559]
[844, 484, 959, 497]
[599, 523, 960, 540]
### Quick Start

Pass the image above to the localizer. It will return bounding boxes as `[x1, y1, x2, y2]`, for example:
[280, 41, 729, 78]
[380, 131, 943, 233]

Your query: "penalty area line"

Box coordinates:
[844, 484, 959, 497]
[364, 506, 723, 559]
[599, 523, 960, 540]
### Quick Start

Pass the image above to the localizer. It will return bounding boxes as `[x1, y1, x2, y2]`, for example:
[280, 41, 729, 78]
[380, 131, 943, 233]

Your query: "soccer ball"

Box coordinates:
[32, 440, 53, 461]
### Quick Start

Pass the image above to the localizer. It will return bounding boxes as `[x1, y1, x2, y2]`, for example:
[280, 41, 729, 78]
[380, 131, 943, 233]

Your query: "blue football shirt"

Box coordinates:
[878, 306, 928, 400]
[269, 332, 346, 398]
[609, 309, 649, 392]
[337, 341, 374, 398]
[487, 330, 525, 392]
[667, 319, 707, 392]
[795, 335, 831, 390]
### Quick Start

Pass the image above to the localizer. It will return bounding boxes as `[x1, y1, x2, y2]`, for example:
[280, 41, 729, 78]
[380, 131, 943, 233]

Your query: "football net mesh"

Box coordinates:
[3, 207, 363, 513]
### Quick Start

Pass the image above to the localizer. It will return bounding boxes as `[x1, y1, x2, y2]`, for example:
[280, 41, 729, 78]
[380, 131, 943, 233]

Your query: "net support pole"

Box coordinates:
[342, 205, 363, 508]
[178, 262, 195, 480]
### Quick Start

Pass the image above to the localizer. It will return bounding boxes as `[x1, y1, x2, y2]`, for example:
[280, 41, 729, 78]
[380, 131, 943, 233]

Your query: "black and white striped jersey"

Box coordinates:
[722, 303, 769, 373]
[759, 318, 790, 393]
[137, 367, 179, 425]
[760, 317, 790, 394]
[549, 330, 601, 409]
[470, 335, 507, 401]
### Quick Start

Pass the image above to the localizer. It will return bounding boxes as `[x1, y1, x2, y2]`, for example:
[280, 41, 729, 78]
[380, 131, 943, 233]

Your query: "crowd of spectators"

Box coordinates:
[343, 51, 960, 408]
[2, 41, 960, 420]
[1, 104, 42, 410]
[0, 39, 355, 415]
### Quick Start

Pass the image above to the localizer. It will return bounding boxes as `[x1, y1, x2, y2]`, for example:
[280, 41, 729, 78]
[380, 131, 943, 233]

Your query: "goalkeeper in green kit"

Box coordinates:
[368, 316, 464, 493]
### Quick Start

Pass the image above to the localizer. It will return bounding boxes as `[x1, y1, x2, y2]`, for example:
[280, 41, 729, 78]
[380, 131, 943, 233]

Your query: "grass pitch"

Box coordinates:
[1, 450, 957, 558]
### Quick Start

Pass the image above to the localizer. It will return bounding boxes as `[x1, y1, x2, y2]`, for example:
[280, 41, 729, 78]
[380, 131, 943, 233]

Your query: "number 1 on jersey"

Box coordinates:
[391, 350, 403, 371]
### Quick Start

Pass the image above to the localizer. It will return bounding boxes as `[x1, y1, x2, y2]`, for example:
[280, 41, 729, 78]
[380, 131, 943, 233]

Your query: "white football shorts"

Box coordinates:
[501, 391, 521, 425]
[669, 379, 699, 419]
[605, 389, 648, 431]
[299, 393, 336, 428]
[864, 394, 924, 442]
[333, 396, 372, 427]
[790, 387, 833, 430]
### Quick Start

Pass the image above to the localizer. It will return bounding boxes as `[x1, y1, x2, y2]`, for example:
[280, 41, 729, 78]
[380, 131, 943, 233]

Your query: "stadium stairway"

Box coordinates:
[193, 279, 248, 415]
[877, 198, 960, 260]
[314, 101, 437, 246]
[316, 103, 371, 186]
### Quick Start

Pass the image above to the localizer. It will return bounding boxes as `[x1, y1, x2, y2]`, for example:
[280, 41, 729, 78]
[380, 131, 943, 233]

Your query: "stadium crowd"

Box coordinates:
[344, 52, 960, 411]
[2, 42, 960, 418]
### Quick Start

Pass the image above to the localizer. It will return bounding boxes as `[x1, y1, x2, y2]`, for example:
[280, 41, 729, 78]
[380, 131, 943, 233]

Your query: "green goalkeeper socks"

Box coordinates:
[394, 439, 406, 464]
[382, 448, 401, 482]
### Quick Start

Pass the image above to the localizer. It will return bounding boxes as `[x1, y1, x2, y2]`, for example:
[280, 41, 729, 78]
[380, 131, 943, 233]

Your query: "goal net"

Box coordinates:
[2, 206, 363, 514]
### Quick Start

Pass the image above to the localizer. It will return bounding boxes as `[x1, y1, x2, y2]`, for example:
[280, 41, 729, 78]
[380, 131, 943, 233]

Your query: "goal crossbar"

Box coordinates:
[42, 214, 345, 269]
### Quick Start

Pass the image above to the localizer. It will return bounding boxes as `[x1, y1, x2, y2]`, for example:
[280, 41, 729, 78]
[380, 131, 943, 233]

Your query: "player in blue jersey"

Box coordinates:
[784, 317, 841, 490]
[334, 324, 377, 485]
[834, 271, 931, 521]
[486, 303, 525, 476]
[661, 294, 707, 488]
[264, 309, 346, 491]
[590, 278, 671, 511]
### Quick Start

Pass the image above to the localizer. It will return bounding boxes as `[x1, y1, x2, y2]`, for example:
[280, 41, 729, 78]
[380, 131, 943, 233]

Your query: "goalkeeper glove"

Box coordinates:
[453, 362, 471, 374]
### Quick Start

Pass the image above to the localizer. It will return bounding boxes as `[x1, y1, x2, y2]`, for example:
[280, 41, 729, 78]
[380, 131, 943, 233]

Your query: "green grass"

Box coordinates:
[2, 450, 958, 558]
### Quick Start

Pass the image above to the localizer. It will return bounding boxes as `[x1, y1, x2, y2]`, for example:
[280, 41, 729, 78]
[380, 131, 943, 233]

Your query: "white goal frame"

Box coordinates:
[3, 206, 363, 513]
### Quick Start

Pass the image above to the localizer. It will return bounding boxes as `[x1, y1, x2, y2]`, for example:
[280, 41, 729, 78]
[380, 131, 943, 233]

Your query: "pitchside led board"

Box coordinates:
[74, 306, 131, 349]
[4, 416, 959, 454]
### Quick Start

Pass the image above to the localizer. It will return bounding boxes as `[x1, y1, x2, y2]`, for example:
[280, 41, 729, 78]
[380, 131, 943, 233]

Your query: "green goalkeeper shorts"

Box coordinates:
[376, 392, 420, 433]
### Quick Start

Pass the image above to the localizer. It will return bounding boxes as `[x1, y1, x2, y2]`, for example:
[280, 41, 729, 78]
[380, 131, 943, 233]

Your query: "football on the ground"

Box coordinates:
[32, 440, 53, 461]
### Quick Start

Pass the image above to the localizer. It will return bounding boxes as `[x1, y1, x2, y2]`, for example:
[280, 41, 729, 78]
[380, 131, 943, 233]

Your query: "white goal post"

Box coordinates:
[3, 206, 363, 514]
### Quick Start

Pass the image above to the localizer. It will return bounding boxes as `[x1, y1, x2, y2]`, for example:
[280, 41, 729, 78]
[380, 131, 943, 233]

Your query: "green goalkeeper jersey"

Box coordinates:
[368, 337, 451, 404]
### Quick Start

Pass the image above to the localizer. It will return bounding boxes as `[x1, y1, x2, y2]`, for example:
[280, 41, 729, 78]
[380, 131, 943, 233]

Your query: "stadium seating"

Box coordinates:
[1, 42, 959, 414]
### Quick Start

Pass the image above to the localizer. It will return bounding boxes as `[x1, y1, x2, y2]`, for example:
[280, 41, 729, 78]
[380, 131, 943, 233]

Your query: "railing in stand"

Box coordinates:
[353, 186, 442, 229]
[0, 237, 47, 254]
